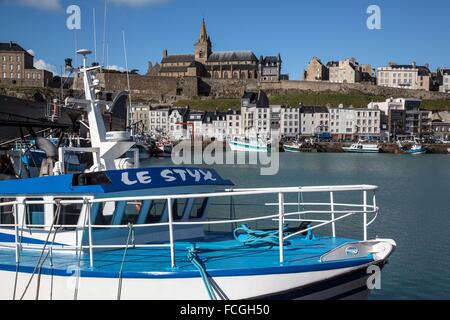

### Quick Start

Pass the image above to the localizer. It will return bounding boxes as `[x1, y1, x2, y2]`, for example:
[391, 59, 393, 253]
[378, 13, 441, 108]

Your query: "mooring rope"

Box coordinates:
[12, 200, 27, 300]
[117, 223, 134, 300]
[35, 203, 62, 300]
[74, 199, 90, 300]
[19, 201, 61, 300]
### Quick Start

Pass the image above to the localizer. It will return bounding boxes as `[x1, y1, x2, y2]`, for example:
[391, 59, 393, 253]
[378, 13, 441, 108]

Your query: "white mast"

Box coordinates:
[93, 8, 98, 63]
[77, 49, 135, 171]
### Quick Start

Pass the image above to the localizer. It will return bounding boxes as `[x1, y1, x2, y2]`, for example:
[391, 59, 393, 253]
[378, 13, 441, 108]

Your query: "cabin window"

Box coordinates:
[171, 199, 187, 221]
[121, 201, 142, 224]
[145, 200, 166, 223]
[189, 198, 208, 219]
[95, 202, 116, 225]
[25, 199, 45, 228]
[0, 198, 15, 226]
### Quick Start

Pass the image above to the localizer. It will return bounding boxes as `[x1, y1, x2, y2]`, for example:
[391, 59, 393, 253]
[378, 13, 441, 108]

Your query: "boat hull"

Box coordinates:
[0, 259, 384, 300]
[342, 148, 380, 154]
[228, 141, 270, 153]
[1, 240, 395, 300]
[283, 145, 301, 153]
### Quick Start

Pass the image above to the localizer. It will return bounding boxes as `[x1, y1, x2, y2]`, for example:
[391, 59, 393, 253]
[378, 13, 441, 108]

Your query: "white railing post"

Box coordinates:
[58, 147, 65, 175]
[86, 199, 94, 268]
[330, 192, 336, 237]
[167, 198, 176, 269]
[363, 191, 368, 241]
[14, 202, 19, 264]
[278, 192, 285, 264]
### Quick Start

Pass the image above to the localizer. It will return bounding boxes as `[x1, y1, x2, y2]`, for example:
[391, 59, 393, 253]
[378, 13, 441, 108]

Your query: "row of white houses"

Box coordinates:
[130, 92, 445, 142]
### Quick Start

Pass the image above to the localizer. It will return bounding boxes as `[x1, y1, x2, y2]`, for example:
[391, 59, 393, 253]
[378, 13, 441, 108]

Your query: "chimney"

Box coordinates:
[9, 41, 13, 47]
[412, 61, 417, 68]
[162, 49, 168, 59]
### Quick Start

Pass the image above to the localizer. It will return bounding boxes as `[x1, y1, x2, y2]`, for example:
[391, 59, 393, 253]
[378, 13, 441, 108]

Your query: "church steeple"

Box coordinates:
[195, 18, 212, 64]
[199, 18, 208, 42]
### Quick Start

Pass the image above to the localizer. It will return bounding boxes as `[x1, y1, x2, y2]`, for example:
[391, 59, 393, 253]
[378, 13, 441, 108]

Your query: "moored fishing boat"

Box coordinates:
[342, 141, 380, 154]
[228, 136, 271, 153]
[0, 50, 395, 300]
[404, 144, 427, 155]
[0, 173, 395, 300]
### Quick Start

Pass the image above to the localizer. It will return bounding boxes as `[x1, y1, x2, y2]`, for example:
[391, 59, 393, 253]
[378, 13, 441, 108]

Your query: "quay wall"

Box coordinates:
[261, 80, 450, 100]
[315, 142, 450, 154]
[72, 73, 198, 103]
[71, 74, 450, 102]
[175, 140, 450, 155]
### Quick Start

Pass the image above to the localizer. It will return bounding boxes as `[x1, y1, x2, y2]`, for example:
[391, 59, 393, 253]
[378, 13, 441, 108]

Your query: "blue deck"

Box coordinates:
[0, 234, 373, 279]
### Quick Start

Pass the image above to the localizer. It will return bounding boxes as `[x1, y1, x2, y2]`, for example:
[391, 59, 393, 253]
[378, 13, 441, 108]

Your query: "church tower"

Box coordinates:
[194, 18, 212, 64]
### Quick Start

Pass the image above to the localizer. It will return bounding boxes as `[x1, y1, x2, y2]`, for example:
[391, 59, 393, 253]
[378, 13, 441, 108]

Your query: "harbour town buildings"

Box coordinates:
[133, 91, 450, 142]
[304, 57, 374, 84]
[0, 42, 53, 87]
[377, 62, 432, 91]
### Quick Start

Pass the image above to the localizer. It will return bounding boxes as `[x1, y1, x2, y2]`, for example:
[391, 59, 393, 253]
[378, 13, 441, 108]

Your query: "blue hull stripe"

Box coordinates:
[0, 256, 374, 279]
[0, 232, 64, 246]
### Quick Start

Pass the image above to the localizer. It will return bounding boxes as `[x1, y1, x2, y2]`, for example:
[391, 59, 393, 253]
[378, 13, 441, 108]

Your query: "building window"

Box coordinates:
[2, 72, 6, 79]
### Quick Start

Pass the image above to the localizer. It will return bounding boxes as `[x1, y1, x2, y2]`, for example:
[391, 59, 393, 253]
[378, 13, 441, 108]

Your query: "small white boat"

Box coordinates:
[228, 137, 271, 152]
[283, 142, 302, 153]
[342, 142, 380, 154]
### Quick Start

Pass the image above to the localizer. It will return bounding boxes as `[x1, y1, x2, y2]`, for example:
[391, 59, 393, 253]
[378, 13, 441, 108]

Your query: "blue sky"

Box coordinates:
[1, 0, 450, 79]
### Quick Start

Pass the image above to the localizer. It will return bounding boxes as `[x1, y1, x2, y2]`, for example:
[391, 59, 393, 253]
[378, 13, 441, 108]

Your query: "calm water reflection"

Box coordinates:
[144, 152, 450, 299]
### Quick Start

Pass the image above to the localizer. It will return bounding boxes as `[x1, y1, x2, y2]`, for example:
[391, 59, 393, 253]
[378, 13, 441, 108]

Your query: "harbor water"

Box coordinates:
[145, 152, 450, 300]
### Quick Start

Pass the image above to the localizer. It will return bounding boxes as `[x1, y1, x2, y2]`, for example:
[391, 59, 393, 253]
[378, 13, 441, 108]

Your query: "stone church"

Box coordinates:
[150, 19, 283, 81]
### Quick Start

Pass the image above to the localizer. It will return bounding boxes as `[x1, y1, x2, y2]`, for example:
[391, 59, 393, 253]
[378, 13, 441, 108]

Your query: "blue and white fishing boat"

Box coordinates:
[0, 50, 396, 300]
[405, 144, 427, 155]
[397, 139, 427, 155]
[0, 169, 396, 300]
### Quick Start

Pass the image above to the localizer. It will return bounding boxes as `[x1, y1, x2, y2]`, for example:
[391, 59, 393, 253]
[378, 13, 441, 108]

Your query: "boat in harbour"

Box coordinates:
[404, 144, 427, 155]
[228, 136, 271, 152]
[283, 139, 316, 153]
[0, 50, 396, 300]
[342, 141, 380, 154]
[398, 140, 427, 155]
[0, 171, 396, 300]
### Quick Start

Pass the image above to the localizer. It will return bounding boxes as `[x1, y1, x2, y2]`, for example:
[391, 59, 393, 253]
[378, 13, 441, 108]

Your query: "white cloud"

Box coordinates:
[107, 65, 126, 72]
[12, 0, 62, 11]
[34, 59, 59, 75]
[27, 49, 59, 75]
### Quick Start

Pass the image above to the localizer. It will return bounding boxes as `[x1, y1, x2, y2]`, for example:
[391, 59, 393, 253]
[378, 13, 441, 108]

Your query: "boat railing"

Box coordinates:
[1, 185, 379, 269]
